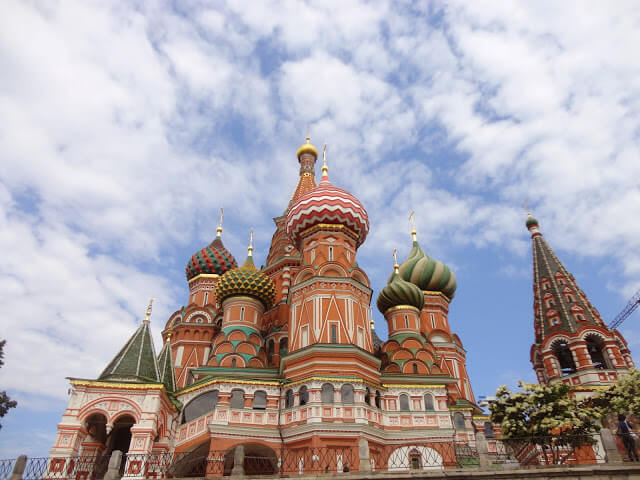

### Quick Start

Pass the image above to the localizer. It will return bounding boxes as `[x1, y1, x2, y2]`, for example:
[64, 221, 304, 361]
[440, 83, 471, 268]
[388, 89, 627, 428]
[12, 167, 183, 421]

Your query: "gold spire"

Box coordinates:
[393, 248, 399, 274]
[409, 211, 417, 242]
[248, 228, 254, 257]
[322, 143, 329, 175]
[216, 208, 224, 238]
[143, 297, 155, 324]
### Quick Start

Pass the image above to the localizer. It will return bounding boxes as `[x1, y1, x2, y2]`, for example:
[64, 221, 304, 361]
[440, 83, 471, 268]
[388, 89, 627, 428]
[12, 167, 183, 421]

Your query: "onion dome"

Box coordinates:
[286, 148, 369, 248]
[397, 226, 457, 299]
[296, 136, 319, 160]
[526, 213, 539, 228]
[215, 231, 276, 310]
[377, 250, 425, 315]
[186, 209, 237, 280]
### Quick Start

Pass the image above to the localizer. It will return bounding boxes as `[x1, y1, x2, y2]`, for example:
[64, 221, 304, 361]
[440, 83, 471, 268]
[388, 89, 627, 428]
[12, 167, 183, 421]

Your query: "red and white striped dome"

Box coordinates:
[286, 173, 369, 248]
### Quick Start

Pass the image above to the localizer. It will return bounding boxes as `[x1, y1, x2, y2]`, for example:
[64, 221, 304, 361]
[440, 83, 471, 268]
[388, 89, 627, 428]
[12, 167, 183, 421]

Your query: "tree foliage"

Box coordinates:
[489, 382, 601, 464]
[0, 339, 18, 430]
[592, 368, 640, 418]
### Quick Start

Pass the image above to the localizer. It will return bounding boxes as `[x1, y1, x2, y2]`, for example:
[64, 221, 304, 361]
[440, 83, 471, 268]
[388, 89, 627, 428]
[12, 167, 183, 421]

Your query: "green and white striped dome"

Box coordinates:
[398, 240, 457, 299]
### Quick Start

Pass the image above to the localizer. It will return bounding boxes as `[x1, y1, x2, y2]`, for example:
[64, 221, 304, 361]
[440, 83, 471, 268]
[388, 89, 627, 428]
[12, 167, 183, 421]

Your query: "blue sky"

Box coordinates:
[1, 0, 640, 457]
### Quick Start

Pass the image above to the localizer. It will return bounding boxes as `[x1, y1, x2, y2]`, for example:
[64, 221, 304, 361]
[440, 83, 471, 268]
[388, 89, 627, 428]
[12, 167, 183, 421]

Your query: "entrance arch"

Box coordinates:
[224, 443, 278, 476]
[107, 415, 135, 456]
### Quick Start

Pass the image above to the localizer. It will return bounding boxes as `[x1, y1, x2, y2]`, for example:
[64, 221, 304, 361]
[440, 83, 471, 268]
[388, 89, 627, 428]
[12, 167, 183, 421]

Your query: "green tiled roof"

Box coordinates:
[157, 342, 176, 392]
[99, 320, 159, 382]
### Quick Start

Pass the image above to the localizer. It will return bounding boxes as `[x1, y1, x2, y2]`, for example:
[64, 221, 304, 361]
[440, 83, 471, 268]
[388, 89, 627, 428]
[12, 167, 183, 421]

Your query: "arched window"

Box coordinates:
[341, 384, 354, 404]
[424, 394, 434, 411]
[399, 394, 410, 411]
[484, 421, 494, 438]
[321, 383, 334, 403]
[253, 391, 267, 410]
[328, 246, 334, 261]
[240, 307, 245, 321]
[375, 391, 381, 409]
[330, 325, 337, 344]
[182, 390, 218, 423]
[404, 315, 409, 328]
[586, 335, 609, 370]
[279, 338, 288, 356]
[453, 412, 465, 429]
[285, 389, 294, 408]
[230, 389, 245, 409]
[412, 363, 418, 374]
[409, 449, 422, 470]
[231, 358, 237, 368]
[552, 340, 577, 375]
[267, 339, 274, 358]
[299, 386, 309, 406]
[364, 388, 371, 406]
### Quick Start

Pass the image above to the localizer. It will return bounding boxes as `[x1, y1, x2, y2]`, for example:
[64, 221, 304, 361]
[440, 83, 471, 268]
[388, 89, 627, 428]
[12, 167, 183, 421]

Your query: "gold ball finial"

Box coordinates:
[296, 136, 318, 159]
[143, 297, 155, 323]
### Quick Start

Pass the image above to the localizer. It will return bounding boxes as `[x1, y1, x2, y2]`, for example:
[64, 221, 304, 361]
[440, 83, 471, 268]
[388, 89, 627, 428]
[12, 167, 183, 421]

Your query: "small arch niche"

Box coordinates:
[321, 383, 334, 403]
[551, 340, 577, 376]
[341, 384, 354, 404]
[586, 334, 610, 370]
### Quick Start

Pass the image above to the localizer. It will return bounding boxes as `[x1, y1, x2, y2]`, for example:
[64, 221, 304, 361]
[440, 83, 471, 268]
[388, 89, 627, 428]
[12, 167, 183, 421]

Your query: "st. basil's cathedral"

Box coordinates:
[48, 138, 634, 471]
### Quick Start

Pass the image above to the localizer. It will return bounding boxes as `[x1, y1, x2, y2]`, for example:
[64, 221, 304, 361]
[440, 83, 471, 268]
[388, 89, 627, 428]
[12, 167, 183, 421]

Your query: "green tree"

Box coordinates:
[593, 368, 640, 418]
[489, 382, 601, 464]
[0, 339, 18, 430]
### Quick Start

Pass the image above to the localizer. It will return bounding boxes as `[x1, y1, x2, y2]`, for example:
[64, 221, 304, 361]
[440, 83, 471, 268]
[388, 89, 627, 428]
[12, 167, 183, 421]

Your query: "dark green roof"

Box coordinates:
[157, 342, 176, 392]
[99, 320, 159, 382]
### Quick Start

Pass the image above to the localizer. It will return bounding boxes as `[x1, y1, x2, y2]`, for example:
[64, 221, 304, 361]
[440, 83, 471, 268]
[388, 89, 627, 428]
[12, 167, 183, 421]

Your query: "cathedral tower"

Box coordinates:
[527, 214, 634, 393]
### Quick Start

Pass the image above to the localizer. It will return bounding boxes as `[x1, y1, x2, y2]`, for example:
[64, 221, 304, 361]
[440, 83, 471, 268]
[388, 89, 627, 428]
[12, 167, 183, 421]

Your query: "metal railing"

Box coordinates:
[0, 434, 618, 480]
[488, 434, 606, 466]
[19, 456, 109, 480]
[0, 460, 16, 480]
[370, 440, 478, 471]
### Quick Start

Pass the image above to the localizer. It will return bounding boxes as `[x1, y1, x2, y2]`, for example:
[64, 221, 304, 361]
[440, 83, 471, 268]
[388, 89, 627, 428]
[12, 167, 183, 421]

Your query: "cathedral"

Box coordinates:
[47, 139, 634, 472]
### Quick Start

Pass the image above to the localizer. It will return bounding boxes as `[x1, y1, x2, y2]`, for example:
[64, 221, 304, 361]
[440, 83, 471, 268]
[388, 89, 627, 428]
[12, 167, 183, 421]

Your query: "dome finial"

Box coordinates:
[216, 207, 224, 238]
[409, 211, 417, 242]
[143, 297, 155, 324]
[248, 228, 254, 257]
[321, 143, 329, 181]
[393, 248, 399, 274]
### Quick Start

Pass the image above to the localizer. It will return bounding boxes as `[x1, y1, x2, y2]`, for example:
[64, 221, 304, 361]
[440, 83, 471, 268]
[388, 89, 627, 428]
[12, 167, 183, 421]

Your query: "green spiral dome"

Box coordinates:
[376, 269, 425, 315]
[397, 241, 457, 299]
[216, 255, 276, 310]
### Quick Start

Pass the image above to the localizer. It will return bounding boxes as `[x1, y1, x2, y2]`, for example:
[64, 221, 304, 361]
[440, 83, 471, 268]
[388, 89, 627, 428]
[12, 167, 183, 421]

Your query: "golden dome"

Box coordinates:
[296, 136, 318, 159]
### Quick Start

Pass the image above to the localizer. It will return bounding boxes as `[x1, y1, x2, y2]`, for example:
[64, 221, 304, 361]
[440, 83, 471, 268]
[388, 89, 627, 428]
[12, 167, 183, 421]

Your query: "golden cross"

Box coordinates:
[144, 297, 155, 323]
[393, 248, 398, 266]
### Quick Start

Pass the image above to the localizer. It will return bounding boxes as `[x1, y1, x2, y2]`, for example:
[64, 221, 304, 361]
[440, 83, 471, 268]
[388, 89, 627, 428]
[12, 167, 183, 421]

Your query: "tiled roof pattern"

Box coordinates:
[157, 342, 176, 392]
[286, 176, 369, 248]
[398, 241, 457, 299]
[99, 321, 159, 382]
[186, 237, 238, 280]
[530, 226, 604, 341]
[216, 255, 276, 310]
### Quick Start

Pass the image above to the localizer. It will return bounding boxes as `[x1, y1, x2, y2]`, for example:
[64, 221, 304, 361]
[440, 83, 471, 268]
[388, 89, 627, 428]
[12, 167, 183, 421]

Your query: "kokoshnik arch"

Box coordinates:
[49, 139, 633, 464]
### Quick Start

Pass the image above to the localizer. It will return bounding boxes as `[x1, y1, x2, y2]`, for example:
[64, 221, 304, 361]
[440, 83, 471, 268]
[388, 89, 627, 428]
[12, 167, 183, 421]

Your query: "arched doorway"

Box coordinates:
[224, 443, 278, 476]
[107, 415, 135, 456]
[169, 442, 210, 478]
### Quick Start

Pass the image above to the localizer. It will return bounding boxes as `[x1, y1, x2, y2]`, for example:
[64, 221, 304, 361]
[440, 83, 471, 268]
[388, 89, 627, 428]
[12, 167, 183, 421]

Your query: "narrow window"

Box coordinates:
[484, 421, 494, 438]
[409, 449, 422, 470]
[346, 250, 351, 262]
[301, 326, 309, 347]
[175, 346, 184, 367]
[404, 315, 409, 328]
[203, 291, 209, 305]
[253, 391, 267, 410]
[230, 389, 244, 409]
[567, 294, 574, 303]
[285, 389, 294, 408]
[453, 412, 465, 429]
[341, 384, 354, 404]
[328, 246, 334, 261]
[399, 394, 410, 411]
[331, 325, 337, 344]
[430, 313, 436, 329]
[412, 363, 418, 374]
[321, 384, 334, 403]
[552, 341, 577, 375]
[357, 327, 364, 348]
[311, 249, 315, 263]
[364, 388, 371, 405]
[375, 391, 381, 409]
[424, 394, 434, 410]
[240, 307, 245, 321]
[299, 386, 309, 406]
[279, 337, 288, 355]
[231, 358, 237, 368]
